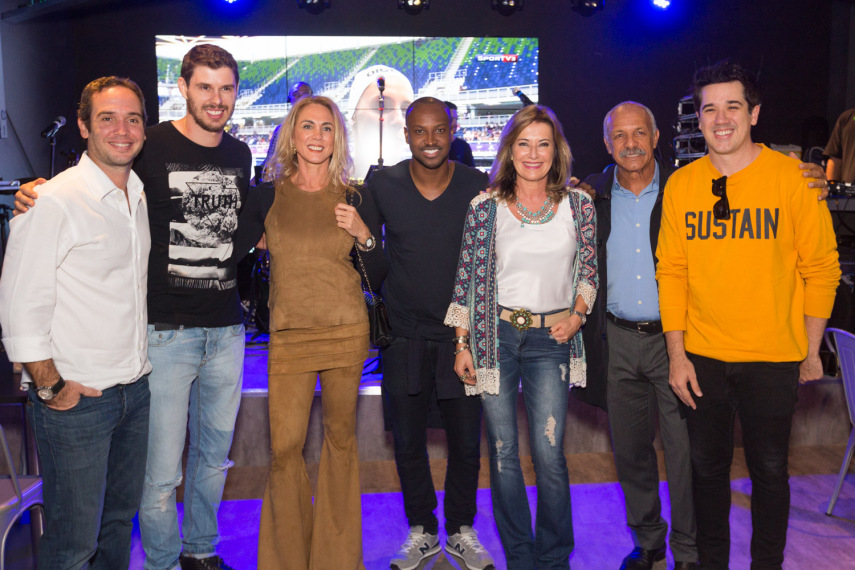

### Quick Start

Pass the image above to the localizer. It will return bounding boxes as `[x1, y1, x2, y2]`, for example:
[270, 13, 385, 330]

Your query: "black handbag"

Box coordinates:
[347, 190, 392, 348]
[354, 245, 392, 348]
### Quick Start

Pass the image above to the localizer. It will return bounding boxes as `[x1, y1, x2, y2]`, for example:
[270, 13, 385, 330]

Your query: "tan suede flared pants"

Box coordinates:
[258, 324, 368, 570]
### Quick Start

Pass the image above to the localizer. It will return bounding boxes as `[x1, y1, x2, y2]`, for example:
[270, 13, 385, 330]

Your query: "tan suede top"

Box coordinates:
[265, 178, 367, 331]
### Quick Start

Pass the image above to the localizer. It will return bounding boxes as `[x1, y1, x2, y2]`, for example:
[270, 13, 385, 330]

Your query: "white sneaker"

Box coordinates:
[390, 525, 440, 570]
[445, 526, 496, 570]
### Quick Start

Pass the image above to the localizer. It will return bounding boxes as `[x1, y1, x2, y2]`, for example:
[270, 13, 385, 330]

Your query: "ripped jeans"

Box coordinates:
[139, 324, 245, 570]
[482, 319, 574, 570]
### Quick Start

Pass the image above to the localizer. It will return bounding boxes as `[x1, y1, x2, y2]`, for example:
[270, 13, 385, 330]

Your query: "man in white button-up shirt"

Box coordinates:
[0, 76, 151, 568]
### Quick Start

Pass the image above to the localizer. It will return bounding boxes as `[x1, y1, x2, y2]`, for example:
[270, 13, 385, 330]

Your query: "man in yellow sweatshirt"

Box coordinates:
[656, 61, 840, 570]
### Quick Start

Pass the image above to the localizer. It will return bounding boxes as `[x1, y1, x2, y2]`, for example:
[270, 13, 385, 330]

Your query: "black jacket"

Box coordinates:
[574, 161, 672, 410]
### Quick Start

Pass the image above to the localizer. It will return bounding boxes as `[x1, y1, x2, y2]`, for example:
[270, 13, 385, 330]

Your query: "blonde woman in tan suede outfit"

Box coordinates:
[236, 96, 384, 570]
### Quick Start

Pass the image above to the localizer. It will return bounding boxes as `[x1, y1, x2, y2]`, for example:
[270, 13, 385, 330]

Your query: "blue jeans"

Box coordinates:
[482, 320, 574, 570]
[31, 377, 150, 570]
[139, 324, 245, 570]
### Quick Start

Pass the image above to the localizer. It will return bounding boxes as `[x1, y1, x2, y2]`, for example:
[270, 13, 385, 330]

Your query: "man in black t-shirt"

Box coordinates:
[134, 45, 249, 570]
[365, 98, 495, 570]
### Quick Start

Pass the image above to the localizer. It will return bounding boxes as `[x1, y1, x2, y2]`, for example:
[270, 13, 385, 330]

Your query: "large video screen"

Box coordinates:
[156, 35, 539, 179]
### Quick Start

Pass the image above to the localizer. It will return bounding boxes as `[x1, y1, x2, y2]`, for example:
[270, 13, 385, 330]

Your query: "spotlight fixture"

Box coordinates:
[491, 0, 523, 15]
[653, 0, 670, 8]
[298, 0, 330, 13]
[398, 0, 430, 15]
[211, 0, 255, 16]
[570, 0, 604, 16]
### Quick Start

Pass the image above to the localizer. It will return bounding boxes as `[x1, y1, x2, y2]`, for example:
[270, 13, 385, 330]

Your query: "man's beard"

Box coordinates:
[187, 98, 232, 133]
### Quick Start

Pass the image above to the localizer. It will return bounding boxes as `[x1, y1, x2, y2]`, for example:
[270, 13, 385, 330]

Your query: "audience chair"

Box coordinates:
[823, 327, 855, 515]
[0, 423, 42, 569]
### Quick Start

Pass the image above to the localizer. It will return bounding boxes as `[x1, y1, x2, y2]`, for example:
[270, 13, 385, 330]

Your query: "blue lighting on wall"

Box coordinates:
[653, 0, 670, 8]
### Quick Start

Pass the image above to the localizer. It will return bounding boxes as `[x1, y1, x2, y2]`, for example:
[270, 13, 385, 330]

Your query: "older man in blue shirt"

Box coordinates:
[580, 101, 698, 570]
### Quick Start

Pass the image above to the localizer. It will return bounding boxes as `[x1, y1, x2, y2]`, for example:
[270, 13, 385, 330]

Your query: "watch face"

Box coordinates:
[37, 386, 54, 401]
[365, 237, 375, 247]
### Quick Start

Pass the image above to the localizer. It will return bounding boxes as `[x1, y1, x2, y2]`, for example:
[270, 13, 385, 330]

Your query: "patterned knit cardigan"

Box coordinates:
[444, 188, 598, 396]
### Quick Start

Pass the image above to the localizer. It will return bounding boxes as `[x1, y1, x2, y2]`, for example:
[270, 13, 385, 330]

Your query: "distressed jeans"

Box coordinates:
[482, 319, 574, 570]
[139, 324, 245, 570]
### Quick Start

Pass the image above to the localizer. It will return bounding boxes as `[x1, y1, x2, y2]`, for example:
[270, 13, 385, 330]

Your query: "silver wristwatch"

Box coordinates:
[37, 376, 66, 402]
[356, 234, 376, 252]
[572, 309, 587, 326]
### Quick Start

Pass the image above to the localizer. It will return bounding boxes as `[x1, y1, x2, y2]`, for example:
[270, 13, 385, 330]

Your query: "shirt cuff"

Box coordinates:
[2, 335, 53, 364]
[659, 307, 687, 332]
[804, 288, 838, 319]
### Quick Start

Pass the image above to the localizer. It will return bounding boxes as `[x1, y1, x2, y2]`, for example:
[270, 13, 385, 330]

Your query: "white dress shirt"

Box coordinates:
[0, 153, 152, 391]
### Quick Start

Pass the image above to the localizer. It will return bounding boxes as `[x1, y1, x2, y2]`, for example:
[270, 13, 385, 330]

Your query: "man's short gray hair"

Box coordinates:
[603, 101, 657, 140]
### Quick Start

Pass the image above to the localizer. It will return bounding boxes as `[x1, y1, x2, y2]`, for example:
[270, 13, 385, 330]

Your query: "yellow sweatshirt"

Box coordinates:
[656, 145, 840, 362]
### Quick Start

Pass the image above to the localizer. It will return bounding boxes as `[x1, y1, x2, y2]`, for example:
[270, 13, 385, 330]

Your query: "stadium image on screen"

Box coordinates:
[157, 35, 539, 180]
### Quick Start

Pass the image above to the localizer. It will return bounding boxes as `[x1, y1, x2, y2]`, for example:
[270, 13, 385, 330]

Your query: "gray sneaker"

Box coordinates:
[390, 525, 440, 570]
[444, 526, 495, 570]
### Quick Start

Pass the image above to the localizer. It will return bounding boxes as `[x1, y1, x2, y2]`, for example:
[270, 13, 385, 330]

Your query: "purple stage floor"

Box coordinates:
[116, 474, 855, 570]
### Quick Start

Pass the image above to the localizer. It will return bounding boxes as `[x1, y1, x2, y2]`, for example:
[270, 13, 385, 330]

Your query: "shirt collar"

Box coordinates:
[77, 151, 144, 205]
[611, 161, 659, 198]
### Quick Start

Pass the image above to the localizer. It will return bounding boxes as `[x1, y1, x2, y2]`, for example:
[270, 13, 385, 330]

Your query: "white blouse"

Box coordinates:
[495, 197, 577, 313]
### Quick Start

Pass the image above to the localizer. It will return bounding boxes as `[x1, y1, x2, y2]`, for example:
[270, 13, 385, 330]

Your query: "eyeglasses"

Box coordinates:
[711, 175, 730, 220]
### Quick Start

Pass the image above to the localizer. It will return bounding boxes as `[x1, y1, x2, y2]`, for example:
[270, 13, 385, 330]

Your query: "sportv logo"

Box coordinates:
[475, 54, 519, 62]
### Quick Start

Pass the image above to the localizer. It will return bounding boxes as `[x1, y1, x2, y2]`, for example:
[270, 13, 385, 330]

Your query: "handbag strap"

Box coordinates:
[346, 189, 377, 297]
[353, 244, 376, 297]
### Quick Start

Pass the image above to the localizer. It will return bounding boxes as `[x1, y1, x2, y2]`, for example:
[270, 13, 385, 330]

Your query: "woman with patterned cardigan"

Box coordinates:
[444, 104, 598, 570]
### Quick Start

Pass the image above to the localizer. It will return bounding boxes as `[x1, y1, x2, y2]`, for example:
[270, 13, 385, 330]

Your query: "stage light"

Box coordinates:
[570, 0, 604, 16]
[298, 0, 330, 13]
[209, 0, 255, 16]
[398, 0, 430, 15]
[653, 0, 670, 8]
[491, 0, 523, 16]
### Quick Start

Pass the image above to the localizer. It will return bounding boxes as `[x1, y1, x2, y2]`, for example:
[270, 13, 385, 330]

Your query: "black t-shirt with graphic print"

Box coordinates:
[134, 121, 252, 327]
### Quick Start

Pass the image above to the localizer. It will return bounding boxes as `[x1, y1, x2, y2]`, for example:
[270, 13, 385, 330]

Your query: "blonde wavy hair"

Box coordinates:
[263, 95, 354, 192]
[488, 105, 573, 203]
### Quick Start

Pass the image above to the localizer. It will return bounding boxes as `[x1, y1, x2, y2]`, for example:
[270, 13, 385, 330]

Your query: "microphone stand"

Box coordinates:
[377, 81, 385, 168]
[48, 131, 58, 178]
[364, 81, 387, 182]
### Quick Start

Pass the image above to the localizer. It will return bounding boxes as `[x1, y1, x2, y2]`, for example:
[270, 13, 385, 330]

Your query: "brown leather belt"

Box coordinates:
[499, 308, 571, 331]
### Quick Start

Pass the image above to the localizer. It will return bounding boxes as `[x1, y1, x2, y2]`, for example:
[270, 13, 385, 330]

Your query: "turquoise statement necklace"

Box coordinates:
[514, 197, 555, 227]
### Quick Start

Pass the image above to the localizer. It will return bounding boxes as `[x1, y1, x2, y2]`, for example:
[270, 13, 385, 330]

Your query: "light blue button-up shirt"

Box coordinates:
[606, 163, 661, 321]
